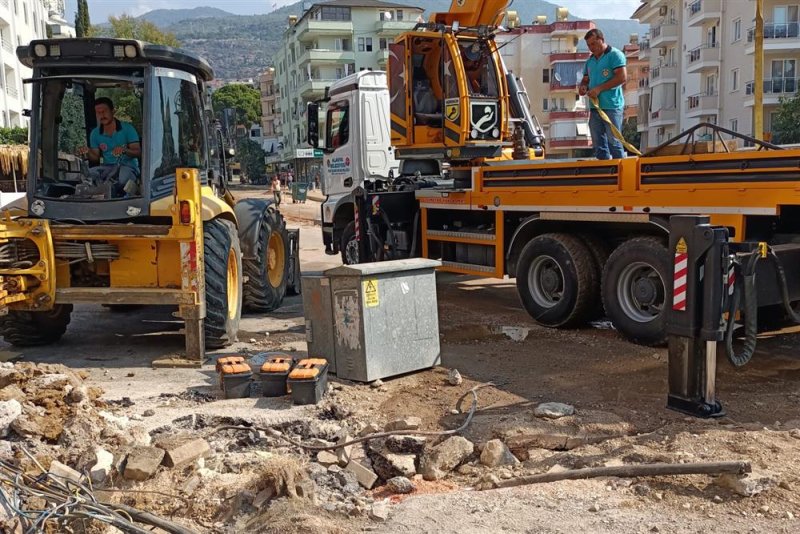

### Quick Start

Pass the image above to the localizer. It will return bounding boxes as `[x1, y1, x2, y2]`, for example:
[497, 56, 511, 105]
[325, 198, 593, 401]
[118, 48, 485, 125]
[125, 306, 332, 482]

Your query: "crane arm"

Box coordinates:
[430, 0, 510, 28]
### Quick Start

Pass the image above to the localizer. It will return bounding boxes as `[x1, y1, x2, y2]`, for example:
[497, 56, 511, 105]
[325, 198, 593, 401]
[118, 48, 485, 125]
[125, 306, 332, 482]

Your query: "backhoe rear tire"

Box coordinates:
[0, 305, 73, 347]
[243, 209, 289, 312]
[515, 233, 596, 328]
[204, 219, 242, 349]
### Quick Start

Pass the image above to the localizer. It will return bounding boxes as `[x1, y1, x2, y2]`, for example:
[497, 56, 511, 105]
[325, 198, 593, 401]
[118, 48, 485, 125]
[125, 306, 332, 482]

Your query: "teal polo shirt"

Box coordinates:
[584, 45, 626, 110]
[90, 120, 140, 169]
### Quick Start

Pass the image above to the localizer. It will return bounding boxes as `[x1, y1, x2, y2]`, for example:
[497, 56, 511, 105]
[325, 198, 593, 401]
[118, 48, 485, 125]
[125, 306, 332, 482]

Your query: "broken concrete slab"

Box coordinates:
[124, 446, 166, 481]
[534, 402, 575, 419]
[480, 439, 520, 467]
[420, 436, 474, 481]
[49, 460, 83, 486]
[385, 417, 422, 432]
[387, 476, 415, 494]
[90, 448, 115, 484]
[716, 471, 780, 497]
[0, 399, 21, 438]
[370, 501, 391, 522]
[336, 433, 354, 466]
[154, 433, 211, 469]
[346, 460, 378, 489]
[369, 449, 417, 481]
[316, 451, 339, 467]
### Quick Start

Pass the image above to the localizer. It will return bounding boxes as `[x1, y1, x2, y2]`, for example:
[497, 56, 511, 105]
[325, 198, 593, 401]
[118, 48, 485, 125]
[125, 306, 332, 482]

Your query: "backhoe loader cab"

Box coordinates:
[389, 31, 510, 162]
[0, 39, 296, 362]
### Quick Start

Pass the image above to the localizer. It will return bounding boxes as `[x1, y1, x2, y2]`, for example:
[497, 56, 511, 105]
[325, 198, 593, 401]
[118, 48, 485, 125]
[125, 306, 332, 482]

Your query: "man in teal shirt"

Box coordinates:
[579, 29, 628, 159]
[79, 97, 142, 196]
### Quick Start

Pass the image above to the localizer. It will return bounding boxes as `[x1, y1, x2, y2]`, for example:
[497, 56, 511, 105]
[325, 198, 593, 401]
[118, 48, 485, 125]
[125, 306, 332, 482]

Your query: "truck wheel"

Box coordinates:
[0, 305, 73, 346]
[601, 237, 670, 346]
[515, 233, 596, 328]
[243, 209, 289, 312]
[204, 218, 243, 349]
[340, 221, 359, 265]
[577, 233, 610, 319]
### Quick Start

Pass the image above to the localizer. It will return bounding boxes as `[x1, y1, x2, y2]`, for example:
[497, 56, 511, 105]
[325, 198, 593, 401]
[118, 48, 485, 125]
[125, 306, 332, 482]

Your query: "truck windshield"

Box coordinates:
[326, 101, 349, 149]
[33, 70, 145, 201]
[459, 40, 499, 97]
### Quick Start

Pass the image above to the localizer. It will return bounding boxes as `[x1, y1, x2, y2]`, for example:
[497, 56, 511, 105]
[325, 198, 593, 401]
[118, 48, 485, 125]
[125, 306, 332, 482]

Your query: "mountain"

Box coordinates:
[138, 7, 236, 27]
[131, 2, 648, 81]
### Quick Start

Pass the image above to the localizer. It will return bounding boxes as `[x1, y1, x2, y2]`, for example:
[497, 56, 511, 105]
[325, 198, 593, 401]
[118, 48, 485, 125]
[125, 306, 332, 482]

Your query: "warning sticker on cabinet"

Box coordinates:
[363, 279, 379, 307]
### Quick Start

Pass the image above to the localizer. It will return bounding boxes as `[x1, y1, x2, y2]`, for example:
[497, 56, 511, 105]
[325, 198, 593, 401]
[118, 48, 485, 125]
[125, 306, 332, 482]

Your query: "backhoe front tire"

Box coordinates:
[204, 219, 242, 349]
[242, 209, 289, 312]
[0, 305, 73, 347]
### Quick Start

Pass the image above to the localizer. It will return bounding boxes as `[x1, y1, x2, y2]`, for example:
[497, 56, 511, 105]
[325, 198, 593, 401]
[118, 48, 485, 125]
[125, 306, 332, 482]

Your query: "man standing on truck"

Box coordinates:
[78, 97, 142, 196]
[578, 29, 627, 160]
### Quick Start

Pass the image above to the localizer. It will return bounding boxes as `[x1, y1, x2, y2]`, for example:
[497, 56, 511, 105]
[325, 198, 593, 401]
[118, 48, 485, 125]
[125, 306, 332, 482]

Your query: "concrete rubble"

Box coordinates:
[421, 436, 475, 481]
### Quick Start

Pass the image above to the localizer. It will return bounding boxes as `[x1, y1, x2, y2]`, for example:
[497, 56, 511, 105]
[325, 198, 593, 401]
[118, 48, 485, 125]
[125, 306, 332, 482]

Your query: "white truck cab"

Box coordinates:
[310, 71, 399, 259]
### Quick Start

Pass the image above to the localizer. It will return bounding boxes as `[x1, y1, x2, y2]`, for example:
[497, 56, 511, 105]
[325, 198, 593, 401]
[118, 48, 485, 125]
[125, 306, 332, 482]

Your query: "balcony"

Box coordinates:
[637, 112, 649, 132]
[6, 84, 17, 99]
[549, 137, 592, 150]
[686, 93, 718, 118]
[687, 43, 720, 74]
[294, 18, 354, 42]
[549, 52, 590, 64]
[298, 48, 355, 65]
[649, 108, 678, 127]
[0, 38, 11, 54]
[638, 39, 650, 60]
[649, 64, 678, 85]
[548, 20, 595, 36]
[687, 0, 722, 28]
[374, 19, 414, 34]
[299, 78, 339, 98]
[650, 22, 678, 48]
[550, 80, 579, 91]
[637, 77, 650, 97]
[548, 110, 589, 121]
[746, 22, 800, 54]
[744, 78, 800, 106]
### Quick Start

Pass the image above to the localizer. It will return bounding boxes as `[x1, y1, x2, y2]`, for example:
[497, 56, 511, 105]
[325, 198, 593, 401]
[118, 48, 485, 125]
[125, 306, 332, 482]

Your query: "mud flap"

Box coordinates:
[287, 228, 301, 295]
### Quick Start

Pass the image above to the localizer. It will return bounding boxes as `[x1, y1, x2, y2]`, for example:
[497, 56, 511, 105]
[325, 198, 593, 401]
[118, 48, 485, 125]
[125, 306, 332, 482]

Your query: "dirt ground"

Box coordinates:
[1, 187, 799, 533]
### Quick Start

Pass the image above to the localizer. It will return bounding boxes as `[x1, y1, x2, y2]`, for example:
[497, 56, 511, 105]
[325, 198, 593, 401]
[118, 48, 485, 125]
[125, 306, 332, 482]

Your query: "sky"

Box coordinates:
[63, 0, 644, 24]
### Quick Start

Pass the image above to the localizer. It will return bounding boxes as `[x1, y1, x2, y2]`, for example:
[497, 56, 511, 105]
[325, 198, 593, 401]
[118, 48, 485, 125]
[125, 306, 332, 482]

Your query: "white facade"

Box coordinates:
[272, 0, 422, 169]
[497, 18, 597, 158]
[633, 0, 797, 148]
[0, 0, 49, 128]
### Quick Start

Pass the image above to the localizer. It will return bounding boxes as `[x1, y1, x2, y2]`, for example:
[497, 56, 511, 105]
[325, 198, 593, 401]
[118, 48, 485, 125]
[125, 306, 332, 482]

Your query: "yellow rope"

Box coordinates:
[589, 97, 642, 156]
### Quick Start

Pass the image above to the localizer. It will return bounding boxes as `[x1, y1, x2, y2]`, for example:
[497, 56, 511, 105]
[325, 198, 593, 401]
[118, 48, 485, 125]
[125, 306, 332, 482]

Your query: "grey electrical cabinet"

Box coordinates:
[303, 259, 441, 383]
[300, 273, 337, 374]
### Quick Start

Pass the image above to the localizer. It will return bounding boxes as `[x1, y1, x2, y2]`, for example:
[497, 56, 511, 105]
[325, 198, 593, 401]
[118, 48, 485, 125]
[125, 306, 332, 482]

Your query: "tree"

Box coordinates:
[622, 117, 642, 151]
[107, 15, 180, 47]
[75, 0, 91, 38]
[235, 138, 266, 180]
[212, 84, 262, 126]
[771, 95, 800, 144]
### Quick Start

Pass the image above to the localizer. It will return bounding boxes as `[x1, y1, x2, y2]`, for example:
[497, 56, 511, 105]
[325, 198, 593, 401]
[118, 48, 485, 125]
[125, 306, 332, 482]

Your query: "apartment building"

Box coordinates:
[0, 0, 48, 128]
[633, 0, 796, 148]
[272, 0, 422, 179]
[258, 67, 281, 169]
[624, 38, 648, 121]
[498, 14, 597, 158]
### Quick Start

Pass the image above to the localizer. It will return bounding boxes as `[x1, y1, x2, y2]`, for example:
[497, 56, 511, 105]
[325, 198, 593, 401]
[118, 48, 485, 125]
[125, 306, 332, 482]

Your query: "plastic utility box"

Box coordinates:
[303, 258, 442, 383]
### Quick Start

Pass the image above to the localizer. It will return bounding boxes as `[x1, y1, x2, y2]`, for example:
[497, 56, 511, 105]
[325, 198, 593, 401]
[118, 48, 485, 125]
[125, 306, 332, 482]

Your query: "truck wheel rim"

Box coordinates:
[617, 261, 664, 323]
[345, 239, 359, 264]
[529, 255, 564, 308]
[267, 232, 286, 288]
[227, 248, 239, 320]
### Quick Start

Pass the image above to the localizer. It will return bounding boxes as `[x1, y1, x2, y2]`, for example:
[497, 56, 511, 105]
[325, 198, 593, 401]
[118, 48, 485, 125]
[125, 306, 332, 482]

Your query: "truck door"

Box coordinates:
[388, 40, 409, 146]
[442, 38, 467, 147]
[361, 89, 395, 177]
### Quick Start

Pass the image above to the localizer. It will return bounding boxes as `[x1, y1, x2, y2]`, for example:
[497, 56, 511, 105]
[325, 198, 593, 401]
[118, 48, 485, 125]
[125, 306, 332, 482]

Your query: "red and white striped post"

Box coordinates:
[673, 238, 688, 312]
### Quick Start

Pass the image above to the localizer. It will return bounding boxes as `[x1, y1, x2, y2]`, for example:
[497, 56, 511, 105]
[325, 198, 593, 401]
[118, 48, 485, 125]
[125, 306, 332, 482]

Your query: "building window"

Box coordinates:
[320, 6, 351, 21]
[365, 37, 373, 52]
[730, 118, 738, 133]
[358, 38, 364, 51]
[358, 37, 373, 52]
[732, 18, 741, 42]
[542, 69, 550, 83]
[397, 9, 403, 21]
[730, 68, 739, 91]
[13, 0, 17, 15]
[379, 38, 388, 50]
[23, 4, 27, 24]
[542, 99, 549, 111]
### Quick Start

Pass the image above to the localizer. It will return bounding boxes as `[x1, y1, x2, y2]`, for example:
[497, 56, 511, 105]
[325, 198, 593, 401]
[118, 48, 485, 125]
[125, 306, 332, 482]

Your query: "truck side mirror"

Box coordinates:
[307, 102, 319, 148]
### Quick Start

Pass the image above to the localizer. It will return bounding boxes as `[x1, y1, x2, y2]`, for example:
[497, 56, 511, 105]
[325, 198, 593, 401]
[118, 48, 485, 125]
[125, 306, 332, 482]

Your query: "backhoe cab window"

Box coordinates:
[460, 41, 499, 97]
[326, 102, 349, 149]
[36, 73, 144, 200]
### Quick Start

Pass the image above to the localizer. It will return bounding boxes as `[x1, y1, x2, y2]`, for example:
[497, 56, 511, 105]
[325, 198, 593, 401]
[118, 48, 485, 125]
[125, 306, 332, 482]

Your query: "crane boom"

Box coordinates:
[430, 0, 509, 28]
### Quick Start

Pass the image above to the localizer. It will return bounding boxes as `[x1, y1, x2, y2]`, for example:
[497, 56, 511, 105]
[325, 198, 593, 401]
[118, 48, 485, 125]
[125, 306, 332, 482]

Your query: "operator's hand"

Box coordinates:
[578, 84, 588, 96]
[587, 87, 600, 99]
[112, 145, 125, 157]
